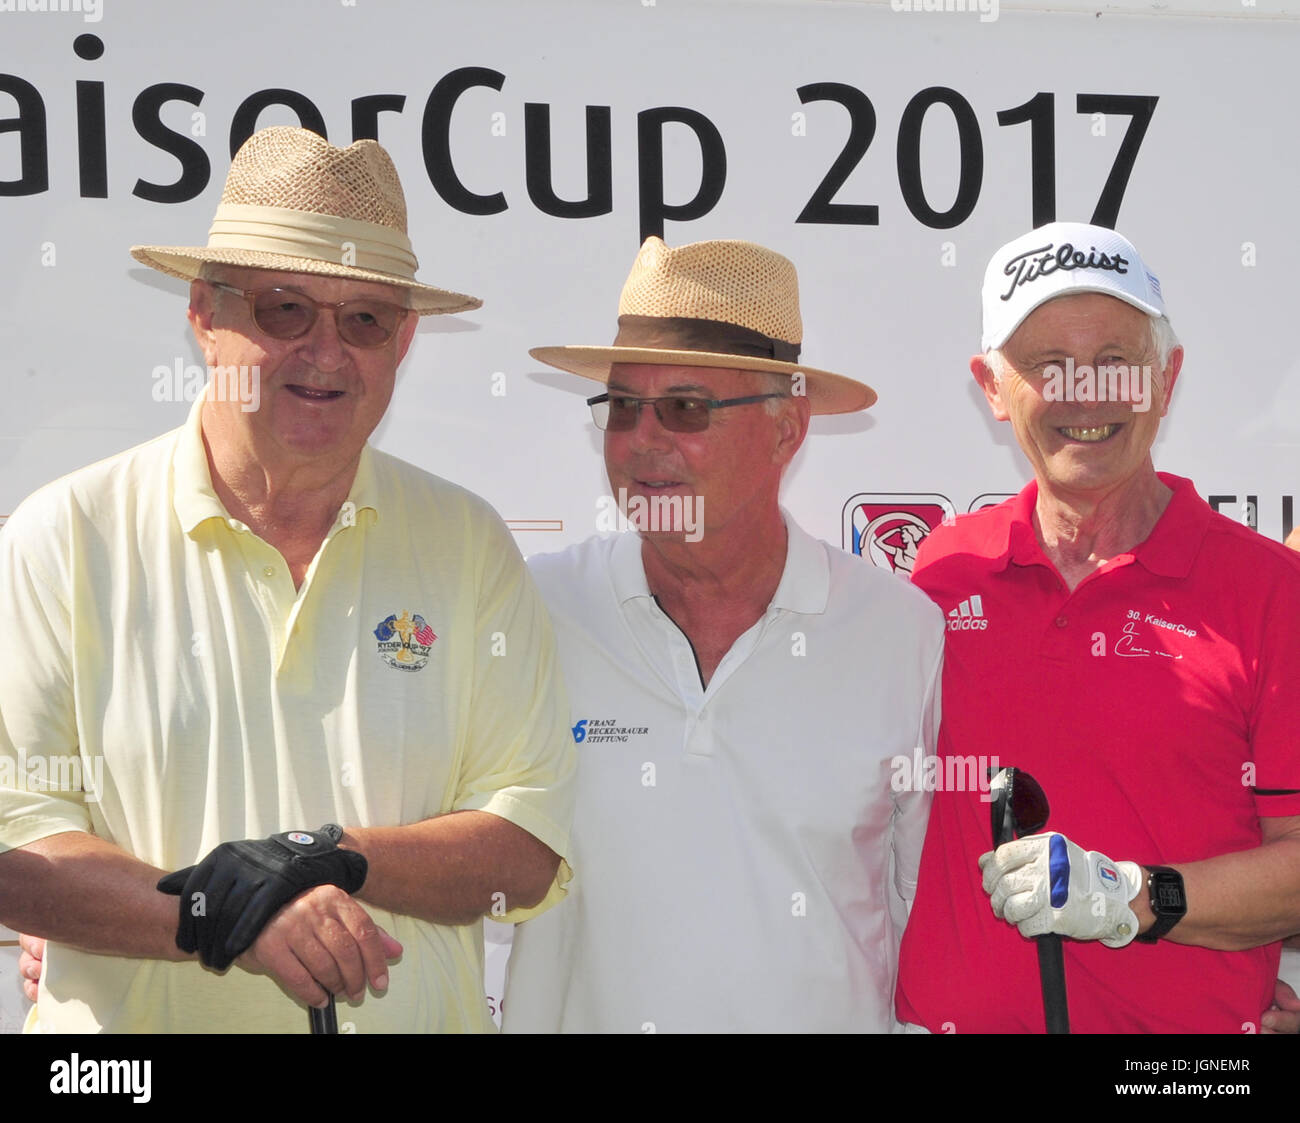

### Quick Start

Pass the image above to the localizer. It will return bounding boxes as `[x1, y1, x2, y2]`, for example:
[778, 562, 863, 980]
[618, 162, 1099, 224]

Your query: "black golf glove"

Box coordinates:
[157, 823, 367, 970]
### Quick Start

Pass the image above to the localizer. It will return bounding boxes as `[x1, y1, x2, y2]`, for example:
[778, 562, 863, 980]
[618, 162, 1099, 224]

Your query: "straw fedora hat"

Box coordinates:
[131, 127, 480, 315]
[530, 236, 875, 413]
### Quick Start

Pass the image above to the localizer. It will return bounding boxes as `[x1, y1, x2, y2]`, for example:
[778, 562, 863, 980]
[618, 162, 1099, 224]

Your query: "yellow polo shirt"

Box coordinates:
[0, 398, 574, 1033]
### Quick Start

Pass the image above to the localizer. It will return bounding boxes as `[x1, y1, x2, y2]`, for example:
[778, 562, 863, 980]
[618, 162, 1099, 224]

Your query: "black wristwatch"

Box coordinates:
[1136, 865, 1187, 943]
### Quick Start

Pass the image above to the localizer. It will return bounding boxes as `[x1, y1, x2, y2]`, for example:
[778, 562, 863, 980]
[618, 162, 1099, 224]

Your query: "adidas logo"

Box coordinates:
[947, 595, 989, 631]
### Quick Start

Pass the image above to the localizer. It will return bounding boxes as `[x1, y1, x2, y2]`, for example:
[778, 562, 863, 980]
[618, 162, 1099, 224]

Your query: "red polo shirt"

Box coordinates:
[896, 474, 1300, 1033]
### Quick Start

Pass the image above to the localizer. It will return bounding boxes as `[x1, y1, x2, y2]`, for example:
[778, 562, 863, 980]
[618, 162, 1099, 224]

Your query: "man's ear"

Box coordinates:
[773, 391, 812, 468]
[188, 280, 219, 367]
[1157, 345, 1183, 417]
[971, 354, 1010, 421]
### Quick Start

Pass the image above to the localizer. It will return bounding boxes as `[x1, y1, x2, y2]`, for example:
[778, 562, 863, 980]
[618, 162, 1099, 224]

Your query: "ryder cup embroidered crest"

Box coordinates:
[373, 610, 437, 671]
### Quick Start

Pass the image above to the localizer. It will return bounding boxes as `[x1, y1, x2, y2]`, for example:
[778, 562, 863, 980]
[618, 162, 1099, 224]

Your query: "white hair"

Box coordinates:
[1147, 314, 1179, 369]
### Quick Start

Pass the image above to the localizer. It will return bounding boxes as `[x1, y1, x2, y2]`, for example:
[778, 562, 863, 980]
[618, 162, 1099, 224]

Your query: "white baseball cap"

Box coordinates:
[980, 222, 1166, 351]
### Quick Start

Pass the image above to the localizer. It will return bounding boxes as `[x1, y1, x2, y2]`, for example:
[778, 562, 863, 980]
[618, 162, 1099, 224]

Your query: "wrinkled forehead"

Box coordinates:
[1004, 291, 1155, 352]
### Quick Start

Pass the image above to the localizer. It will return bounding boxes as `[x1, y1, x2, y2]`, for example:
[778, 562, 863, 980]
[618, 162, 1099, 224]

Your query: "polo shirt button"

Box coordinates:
[262, 565, 275, 578]
[1055, 615, 1068, 628]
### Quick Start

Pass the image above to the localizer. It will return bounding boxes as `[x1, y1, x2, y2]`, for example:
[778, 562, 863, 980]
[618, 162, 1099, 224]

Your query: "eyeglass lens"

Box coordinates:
[599, 397, 711, 433]
[250, 290, 404, 348]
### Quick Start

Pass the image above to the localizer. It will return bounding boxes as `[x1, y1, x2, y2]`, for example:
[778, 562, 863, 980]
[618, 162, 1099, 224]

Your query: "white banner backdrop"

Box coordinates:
[2, 0, 1298, 1031]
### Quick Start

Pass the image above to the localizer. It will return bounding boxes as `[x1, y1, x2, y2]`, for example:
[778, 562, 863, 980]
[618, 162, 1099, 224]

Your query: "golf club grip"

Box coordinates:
[309, 996, 338, 1034]
[1035, 934, 1070, 1034]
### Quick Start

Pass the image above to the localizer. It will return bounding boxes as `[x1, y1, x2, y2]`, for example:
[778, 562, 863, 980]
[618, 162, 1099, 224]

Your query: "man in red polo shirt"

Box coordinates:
[896, 222, 1300, 1033]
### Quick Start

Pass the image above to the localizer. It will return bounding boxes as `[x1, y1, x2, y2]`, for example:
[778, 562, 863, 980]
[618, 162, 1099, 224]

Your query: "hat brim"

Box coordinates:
[529, 345, 876, 414]
[131, 245, 482, 315]
[985, 284, 1164, 352]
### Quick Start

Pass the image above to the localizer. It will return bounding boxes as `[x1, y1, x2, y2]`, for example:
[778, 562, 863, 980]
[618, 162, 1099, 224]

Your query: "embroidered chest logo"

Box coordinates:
[373, 611, 437, 671]
[1113, 609, 1197, 659]
[946, 595, 989, 632]
[571, 718, 650, 744]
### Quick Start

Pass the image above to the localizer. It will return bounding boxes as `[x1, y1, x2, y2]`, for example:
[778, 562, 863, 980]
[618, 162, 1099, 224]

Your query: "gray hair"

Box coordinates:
[197, 262, 236, 286]
[751, 370, 800, 415]
[197, 262, 237, 307]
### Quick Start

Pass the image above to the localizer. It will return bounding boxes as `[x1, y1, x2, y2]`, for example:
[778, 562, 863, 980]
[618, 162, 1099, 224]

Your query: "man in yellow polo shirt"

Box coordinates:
[0, 127, 575, 1032]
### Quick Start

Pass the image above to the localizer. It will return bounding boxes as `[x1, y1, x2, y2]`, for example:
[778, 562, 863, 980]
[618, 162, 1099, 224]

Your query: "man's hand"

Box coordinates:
[980, 832, 1143, 947]
[236, 886, 402, 1008]
[157, 824, 367, 969]
[1262, 979, 1300, 1034]
[17, 933, 44, 1003]
[15, 892, 401, 1012]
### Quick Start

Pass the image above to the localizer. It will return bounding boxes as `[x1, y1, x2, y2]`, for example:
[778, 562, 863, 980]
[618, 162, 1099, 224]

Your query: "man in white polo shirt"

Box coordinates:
[0, 127, 574, 1032]
[502, 237, 944, 1032]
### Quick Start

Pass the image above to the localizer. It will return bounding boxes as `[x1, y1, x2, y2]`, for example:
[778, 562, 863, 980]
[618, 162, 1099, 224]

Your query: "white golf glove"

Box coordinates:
[978, 832, 1144, 948]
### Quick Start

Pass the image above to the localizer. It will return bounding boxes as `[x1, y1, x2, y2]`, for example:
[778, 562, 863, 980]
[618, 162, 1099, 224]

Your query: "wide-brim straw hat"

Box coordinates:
[131, 127, 480, 315]
[530, 236, 874, 413]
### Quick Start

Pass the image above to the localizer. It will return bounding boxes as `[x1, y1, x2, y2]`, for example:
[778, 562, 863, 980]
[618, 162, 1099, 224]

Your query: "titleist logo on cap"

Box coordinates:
[999, 242, 1130, 302]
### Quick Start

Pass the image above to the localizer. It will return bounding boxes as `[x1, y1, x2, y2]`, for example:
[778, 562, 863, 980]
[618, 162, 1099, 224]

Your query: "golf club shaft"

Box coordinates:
[309, 995, 338, 1034]
[1036, 934, 1070, 1034]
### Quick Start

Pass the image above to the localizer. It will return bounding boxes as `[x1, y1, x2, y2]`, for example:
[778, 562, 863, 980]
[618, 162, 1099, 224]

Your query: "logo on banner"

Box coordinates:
[373, 610, 437, 671]
[968, 493, 1015, 513]
[843, 494, 956, 574]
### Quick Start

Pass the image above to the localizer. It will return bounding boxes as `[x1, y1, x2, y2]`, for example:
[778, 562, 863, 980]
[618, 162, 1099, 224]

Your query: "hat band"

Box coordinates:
[206, 204, 419, 279]
[613, 315, 800, 364]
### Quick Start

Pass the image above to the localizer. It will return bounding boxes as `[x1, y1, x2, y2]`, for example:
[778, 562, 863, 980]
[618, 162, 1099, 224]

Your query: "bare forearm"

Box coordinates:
[1134, 834, 1300, 951]
[342, 811, 560, 926]
[0, 832, 188, 961]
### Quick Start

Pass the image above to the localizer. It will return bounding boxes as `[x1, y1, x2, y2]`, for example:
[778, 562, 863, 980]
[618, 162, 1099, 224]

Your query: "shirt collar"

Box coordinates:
[1129, 474, 1212, 578]
[609, 508, 830, 615]
[770, 511, 830, 614]
[1002, 481, 1043, 568]
[994, 472, 1210, 578]
[171, 394, 380, 537]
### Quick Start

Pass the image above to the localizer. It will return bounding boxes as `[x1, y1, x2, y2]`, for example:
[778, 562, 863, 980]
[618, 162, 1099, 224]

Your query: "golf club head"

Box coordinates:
[989, 766, 1051, 846]
[989, 766, 1017, 847]
[1010, 769, 1050, 837]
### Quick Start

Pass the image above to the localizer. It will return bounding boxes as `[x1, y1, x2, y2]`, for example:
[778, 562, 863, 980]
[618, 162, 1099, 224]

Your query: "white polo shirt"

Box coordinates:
[503, 520, 943, 1033]
[0, 398, 575, 1033]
